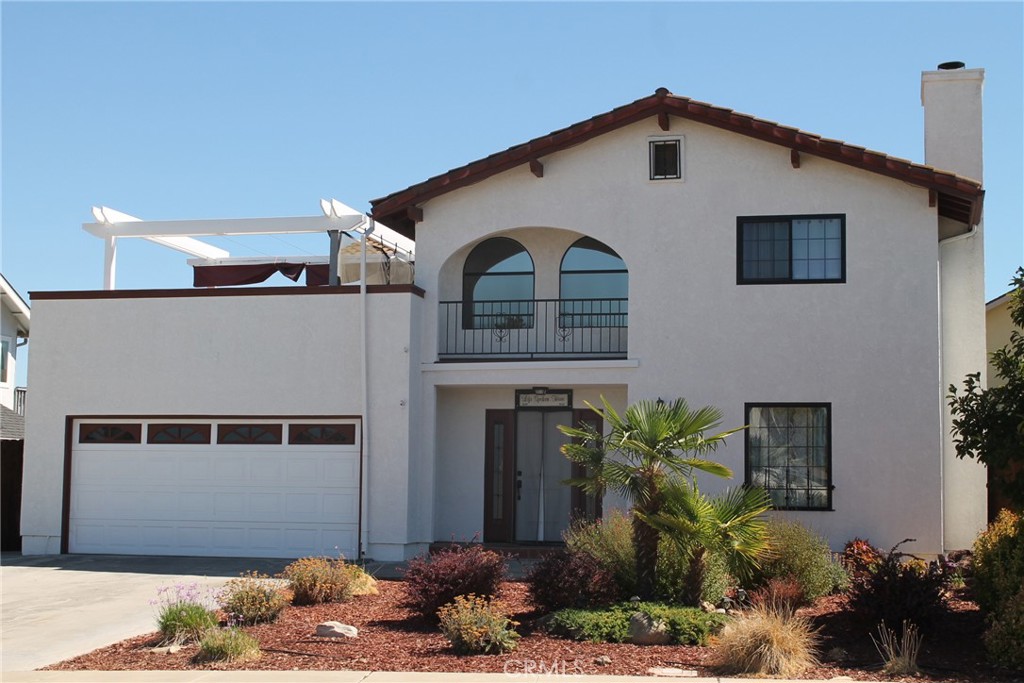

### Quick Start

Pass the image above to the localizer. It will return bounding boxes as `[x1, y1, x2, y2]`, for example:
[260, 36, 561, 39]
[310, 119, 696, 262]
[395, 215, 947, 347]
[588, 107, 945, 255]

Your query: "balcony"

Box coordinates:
[438, 298, 627, 361]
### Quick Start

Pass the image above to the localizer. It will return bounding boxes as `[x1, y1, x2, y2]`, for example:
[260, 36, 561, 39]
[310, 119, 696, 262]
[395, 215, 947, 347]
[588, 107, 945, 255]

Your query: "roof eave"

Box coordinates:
[370, 91, 984, 238]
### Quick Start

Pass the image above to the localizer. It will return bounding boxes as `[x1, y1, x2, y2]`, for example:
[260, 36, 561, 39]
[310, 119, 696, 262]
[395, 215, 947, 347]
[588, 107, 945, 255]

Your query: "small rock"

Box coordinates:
[315, 621, 359, 638]
[715, 608, 727, 614]
[647, 667, 697, 677]
[149, 644, 181, 654]
[628, 611, 671, 645]
[700, 600, 716, 613]
[593, 655, 612, 666]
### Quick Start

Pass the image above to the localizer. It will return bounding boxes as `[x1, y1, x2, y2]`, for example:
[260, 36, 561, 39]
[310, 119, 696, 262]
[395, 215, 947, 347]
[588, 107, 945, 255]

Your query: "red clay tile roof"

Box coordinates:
[369, 89, 984, 239]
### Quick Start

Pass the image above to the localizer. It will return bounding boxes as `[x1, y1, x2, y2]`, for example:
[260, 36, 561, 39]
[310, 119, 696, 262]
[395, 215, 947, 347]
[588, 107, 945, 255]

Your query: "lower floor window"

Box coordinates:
[745, 403, 832, 510]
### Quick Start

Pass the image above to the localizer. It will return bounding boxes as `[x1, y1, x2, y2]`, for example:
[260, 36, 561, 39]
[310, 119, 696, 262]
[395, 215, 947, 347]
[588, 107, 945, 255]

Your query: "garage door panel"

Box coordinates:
[70, 419, 361, 558]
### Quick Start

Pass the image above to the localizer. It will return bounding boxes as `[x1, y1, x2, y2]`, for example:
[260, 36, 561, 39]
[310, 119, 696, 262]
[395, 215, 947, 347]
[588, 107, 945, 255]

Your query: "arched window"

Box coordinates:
[559, 237, 628, 328]
[463, 237, 535, 329]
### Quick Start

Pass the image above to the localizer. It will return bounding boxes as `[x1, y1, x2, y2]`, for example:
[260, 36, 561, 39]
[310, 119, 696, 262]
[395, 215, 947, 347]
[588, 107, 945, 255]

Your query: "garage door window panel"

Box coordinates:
[289, 424, 357, 445]
[147, 424, 212, 444]
[79, 424, 142, 444]
[217, 424, 283, 445]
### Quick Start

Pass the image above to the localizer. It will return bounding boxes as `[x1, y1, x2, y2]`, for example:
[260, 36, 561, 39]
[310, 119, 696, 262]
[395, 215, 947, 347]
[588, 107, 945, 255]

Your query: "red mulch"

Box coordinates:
[43, 581, 1022, 680]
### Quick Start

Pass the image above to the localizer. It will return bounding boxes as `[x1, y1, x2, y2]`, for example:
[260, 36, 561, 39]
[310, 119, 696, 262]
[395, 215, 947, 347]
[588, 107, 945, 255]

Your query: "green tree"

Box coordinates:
[948, 267, 1024, 509]
[560, 396, 769, 601]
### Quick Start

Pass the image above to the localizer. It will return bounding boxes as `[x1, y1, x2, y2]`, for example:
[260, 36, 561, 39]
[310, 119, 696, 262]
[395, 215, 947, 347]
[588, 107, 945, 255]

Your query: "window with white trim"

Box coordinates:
[0, 337, 9, 384]
[745, 403, 832, 510]
[649, 139, 681, 180]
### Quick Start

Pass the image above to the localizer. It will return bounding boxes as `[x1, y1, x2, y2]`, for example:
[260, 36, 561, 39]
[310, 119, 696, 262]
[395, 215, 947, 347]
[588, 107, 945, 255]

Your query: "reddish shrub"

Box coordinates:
[402, 544, 506, 621]
[842, 538, 884, 580]
[527, 551, 621, 613]
[749, 577, 807, 619]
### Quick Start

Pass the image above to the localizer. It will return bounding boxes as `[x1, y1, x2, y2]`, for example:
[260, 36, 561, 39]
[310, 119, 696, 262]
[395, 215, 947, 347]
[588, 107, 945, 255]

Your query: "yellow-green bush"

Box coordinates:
[197, 627, 261, 663]
[984, 586, 1024, 670]
[218, 571, 289, 625]
[280, 556, 357, 605]
[436, 594, 520, 655]
[973, 509, 1024, 614]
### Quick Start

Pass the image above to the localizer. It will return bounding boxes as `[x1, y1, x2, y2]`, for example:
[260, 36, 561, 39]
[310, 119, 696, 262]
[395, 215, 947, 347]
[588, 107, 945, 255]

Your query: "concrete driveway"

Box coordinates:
[0, 553, 293, 671]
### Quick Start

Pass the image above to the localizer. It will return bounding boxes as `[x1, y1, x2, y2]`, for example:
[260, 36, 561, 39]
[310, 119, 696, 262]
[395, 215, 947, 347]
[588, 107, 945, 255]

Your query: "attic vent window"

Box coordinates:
[649, 139, 681, 180]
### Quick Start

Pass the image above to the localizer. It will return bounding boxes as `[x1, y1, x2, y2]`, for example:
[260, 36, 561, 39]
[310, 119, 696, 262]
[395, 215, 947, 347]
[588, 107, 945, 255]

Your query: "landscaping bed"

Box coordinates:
[42, 579, 1017, 681]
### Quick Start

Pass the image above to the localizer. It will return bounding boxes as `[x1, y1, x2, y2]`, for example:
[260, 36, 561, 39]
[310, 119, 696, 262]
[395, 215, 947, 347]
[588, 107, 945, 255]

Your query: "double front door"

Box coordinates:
[483, 408, 601, 543]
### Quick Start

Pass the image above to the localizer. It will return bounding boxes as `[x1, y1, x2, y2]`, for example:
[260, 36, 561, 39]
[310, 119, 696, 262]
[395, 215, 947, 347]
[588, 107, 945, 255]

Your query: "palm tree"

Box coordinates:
[641, 481, 772, 605]
[560, 396, 761, 600]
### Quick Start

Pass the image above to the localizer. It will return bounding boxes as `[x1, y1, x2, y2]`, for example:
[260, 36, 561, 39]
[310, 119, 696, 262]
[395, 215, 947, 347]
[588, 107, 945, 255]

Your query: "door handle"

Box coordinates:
[516, 479, 522, 500]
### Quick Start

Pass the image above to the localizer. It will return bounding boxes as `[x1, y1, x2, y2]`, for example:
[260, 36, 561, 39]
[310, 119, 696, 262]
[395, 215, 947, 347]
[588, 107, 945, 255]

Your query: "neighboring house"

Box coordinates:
[1, 273, 30, 551]
[20, 64, 988, 560]
[985, 287, 1021, 517]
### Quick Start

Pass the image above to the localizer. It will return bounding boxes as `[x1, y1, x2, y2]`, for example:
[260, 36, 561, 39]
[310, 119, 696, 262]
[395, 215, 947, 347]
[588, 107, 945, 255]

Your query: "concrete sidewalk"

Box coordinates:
[0, 673, 862, 683]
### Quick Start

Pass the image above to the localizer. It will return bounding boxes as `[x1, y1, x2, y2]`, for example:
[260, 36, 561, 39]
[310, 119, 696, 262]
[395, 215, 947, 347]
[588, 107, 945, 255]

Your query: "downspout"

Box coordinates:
[936, 222, 978, 552]
[359, 217, 375, 559]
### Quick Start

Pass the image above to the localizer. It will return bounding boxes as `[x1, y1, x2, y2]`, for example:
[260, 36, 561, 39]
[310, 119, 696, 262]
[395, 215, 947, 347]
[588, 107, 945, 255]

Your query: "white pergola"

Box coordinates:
[83, 199, 414, 290]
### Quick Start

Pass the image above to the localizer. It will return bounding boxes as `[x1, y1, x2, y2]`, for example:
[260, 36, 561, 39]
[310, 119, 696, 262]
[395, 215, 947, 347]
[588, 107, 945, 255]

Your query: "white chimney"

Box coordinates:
[924, 62, 988, 554]
[921, 62, 984, 181]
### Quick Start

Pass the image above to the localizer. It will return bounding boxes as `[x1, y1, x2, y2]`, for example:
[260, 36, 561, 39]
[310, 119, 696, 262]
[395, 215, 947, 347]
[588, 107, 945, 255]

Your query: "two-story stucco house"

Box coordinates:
[20, 64, 989, 561]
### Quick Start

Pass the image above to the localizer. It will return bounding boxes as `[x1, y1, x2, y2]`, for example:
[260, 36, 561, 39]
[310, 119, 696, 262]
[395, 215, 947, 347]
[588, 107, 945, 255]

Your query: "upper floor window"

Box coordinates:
[0, 338, 9, 384]
[737, 215, 845, 284]
[745, 403, 832, 511]
[649, 139, 681, 180]
[559, 237, 628, 327]
[463, 237, 535, 329]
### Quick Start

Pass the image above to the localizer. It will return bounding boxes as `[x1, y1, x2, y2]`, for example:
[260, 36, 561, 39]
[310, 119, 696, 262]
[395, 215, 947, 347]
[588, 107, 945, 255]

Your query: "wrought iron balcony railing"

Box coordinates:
[439, 298, 627, 360]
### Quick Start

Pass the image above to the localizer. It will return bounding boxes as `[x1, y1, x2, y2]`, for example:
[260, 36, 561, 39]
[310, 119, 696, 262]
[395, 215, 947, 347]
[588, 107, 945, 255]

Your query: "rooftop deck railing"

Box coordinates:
[438, 298, 627, 360]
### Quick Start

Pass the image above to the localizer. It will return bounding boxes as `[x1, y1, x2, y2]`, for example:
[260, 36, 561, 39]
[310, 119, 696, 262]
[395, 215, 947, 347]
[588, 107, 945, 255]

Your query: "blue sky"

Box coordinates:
[2, 2, 1022, 384]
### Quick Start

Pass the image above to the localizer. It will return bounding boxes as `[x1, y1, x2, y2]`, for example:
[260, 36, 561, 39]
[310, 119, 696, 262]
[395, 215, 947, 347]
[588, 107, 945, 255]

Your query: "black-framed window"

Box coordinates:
[745, 403, 832, 511]
[738, 215, 845, 284]
[649, 140, 681, 180]
[462, 237, 535, 329]
[559, 237, 628, 328]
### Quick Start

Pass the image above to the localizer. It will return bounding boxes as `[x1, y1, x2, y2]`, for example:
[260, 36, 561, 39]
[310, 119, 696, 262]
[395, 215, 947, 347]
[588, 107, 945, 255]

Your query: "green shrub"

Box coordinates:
[847, 539, 946, 631]
[565, 511, 636, 591]
[753, 519, 845, 600]
[152, 583, 219, 645]
[197, 627, 261, 663]
[984, 586, 1024, 670]
[973, 509, 1024, 614]
[437, 594, 520, 655]
[546, 601, 727, 645]
[712, 604, 819, 677]
[566, 511, 733, 605]
[280, 556, 357, 605]
[218, 571, 289, 625]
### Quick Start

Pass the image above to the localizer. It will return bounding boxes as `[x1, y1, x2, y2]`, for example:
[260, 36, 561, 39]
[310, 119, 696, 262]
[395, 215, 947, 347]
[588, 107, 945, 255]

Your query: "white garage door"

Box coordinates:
[69, 418, 360, 559]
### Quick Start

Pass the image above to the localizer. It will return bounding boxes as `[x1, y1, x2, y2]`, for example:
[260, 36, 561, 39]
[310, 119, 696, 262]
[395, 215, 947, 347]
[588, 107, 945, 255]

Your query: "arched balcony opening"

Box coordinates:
[439, 231, 628, 361]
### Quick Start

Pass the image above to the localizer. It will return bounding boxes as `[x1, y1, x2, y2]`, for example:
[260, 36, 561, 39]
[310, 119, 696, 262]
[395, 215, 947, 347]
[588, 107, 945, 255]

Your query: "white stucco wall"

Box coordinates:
[1, 303, 21, 409]
[410, 112, 973, 554]
[21, 289, 422, 559]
